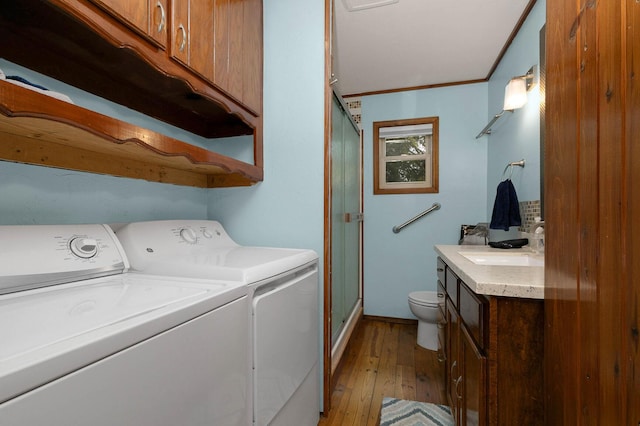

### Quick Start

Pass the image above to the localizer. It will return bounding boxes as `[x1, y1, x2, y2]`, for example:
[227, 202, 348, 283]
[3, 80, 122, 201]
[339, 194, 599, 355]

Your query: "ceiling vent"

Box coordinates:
[341, 0, 399, 12]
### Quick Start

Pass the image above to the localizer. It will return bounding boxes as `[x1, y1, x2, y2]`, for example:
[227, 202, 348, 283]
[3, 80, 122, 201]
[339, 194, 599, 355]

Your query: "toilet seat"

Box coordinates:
[408, 291, 439, 307]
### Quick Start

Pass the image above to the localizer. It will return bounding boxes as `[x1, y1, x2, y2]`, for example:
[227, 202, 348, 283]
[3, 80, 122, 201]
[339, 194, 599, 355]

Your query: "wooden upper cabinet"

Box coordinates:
[170, 0, 261, 114]
[85, 0, 261, 115]
[239, 0, 262, 113]
[213, 0, 262, 113]
[90, 0, 168, 47]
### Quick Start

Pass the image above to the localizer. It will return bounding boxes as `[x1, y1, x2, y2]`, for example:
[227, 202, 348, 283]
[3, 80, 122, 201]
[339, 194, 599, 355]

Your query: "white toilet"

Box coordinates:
[408, 291, 441, 350]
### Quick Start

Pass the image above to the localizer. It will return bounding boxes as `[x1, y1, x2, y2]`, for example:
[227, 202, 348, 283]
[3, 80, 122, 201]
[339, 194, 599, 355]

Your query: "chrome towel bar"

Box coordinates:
[502, 159, 525, 179]
[392, 202, 441, 234]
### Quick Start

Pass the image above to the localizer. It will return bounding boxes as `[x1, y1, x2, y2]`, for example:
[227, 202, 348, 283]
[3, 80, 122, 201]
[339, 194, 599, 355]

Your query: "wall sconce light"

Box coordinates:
[476, 65, 537, 139]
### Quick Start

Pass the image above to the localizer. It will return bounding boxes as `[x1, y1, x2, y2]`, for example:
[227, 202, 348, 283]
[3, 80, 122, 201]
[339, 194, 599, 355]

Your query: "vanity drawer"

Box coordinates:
[445, 267, 459, 309]
[437, 280, 446, 316]
[437, 257, 446, 285]
[459, 280, 489, 350]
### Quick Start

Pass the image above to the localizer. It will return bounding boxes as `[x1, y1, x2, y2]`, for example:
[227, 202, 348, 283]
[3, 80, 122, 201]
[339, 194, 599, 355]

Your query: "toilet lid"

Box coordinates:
[409, 291, 439, 307]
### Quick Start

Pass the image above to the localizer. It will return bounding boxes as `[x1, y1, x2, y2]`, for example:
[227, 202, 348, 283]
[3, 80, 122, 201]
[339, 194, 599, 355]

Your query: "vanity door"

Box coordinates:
[460, 324, 487, 426]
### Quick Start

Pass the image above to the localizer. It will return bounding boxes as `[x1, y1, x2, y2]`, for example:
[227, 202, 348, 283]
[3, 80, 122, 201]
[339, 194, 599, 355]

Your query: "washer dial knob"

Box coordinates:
[180, 228, 198, 244]
[70, 237, 98, 258]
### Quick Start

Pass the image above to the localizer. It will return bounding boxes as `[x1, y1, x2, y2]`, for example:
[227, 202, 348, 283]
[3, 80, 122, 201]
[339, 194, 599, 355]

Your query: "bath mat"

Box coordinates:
[380, 397, 453, 426]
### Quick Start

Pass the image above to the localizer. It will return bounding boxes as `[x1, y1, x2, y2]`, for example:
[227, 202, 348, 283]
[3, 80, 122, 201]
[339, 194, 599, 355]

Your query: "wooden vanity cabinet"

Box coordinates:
[439, 257, 543, 425]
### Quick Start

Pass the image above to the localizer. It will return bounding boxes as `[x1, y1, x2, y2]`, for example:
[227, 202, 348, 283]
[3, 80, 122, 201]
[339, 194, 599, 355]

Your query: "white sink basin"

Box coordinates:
[458, 251, 544, 267]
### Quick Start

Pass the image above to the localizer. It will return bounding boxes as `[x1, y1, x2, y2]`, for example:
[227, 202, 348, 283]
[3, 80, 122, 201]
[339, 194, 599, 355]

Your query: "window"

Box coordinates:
[373, 116, 439, 194]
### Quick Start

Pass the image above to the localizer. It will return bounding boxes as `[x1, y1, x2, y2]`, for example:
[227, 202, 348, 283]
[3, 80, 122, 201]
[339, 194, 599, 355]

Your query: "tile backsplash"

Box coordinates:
[343, 96, 362, 129]
[519, 200, 541, 232]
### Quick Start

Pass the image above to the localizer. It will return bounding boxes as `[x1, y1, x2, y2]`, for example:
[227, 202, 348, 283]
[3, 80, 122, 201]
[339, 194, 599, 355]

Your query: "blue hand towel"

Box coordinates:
[489, 179, 522, 231]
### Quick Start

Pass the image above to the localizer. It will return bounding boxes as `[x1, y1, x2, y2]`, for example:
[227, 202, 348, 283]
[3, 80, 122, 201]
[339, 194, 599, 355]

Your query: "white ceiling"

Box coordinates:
[332, 0, 533, 96]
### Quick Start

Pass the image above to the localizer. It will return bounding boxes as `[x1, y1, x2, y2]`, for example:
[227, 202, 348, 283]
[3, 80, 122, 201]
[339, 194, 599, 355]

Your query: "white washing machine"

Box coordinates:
[115, 220, 320, 426]
[0, 224, 249, 426]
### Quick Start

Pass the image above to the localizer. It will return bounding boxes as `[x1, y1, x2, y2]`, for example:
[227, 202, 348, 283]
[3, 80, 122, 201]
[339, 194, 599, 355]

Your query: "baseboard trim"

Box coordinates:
[363, 314, 418, 325]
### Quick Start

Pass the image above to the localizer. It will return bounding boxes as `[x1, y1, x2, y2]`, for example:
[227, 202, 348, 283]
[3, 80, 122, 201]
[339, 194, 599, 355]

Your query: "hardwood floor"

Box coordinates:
[318, 317, 447, 426]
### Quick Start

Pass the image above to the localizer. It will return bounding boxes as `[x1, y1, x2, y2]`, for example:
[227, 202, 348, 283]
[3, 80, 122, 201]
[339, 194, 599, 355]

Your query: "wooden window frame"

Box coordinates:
[373, 116, 439, 195]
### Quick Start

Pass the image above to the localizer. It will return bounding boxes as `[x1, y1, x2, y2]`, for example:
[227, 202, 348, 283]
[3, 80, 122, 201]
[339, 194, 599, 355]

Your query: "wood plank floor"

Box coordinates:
[318, 317, 447, 426]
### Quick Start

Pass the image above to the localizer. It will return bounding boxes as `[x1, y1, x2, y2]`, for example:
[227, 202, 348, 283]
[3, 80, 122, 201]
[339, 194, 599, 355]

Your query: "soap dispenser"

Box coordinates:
[528, 217, 545, 254]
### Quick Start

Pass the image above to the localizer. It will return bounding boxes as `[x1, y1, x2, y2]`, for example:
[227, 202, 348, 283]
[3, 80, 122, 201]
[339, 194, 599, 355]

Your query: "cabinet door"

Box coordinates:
[213, 0, 262, 113]
[190, 0, 215, 81]
[446, 300, 461, 425]
[460, 324, 487, 426]
[437, 281, 447, 385]
[91, 0, 167, 46]
[148, 0, 168, 46]
[172, 0, 215, 80]
[171, 0, 190, 66]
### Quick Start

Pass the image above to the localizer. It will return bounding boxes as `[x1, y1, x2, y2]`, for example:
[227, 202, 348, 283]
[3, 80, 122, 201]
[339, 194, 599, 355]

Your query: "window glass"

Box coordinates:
[373, 117, 439, 194]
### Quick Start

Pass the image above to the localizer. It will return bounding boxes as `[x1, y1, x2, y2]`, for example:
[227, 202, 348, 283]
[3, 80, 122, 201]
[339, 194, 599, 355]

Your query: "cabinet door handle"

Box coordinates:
[177, 24, 187, 52]
[155, 1, 166, 33]
[437, 350, 446, 363]
[437, 267, 444, 272]
[454, 376, 463, 400]
[437, 321, 447, 329]
[450, 360, 457, 379]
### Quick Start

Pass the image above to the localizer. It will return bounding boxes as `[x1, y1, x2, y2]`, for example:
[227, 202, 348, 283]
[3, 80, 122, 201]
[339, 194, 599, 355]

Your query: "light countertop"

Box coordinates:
[434, 245, 544, 300]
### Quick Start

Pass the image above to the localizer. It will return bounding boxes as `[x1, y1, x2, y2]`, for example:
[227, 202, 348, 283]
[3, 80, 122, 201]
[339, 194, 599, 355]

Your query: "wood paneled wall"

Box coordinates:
[545, 0, 640, 424]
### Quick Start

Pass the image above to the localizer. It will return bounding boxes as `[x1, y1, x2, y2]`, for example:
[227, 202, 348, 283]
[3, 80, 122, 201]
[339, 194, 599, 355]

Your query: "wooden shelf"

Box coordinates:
[0, 80, 263, 188]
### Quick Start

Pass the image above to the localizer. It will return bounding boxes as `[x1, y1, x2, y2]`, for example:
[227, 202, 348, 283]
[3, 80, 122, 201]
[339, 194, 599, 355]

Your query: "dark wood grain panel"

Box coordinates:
[577, 0, 600, 423]
[490, 297, 544, 425]
[625, 2, 640, 421]
[545, 0, 639, 424]
[596, 1, 625, 423]
[544, 0, 581, 423]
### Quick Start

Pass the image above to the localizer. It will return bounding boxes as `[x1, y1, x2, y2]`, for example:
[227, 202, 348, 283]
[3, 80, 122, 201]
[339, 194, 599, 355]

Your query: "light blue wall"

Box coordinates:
[206, 0, 327, 409]
[485, 0, 546, 239]
[361, 84, 489, 318]
[206, 0, 325, 255]
[361, 0, 546, 319]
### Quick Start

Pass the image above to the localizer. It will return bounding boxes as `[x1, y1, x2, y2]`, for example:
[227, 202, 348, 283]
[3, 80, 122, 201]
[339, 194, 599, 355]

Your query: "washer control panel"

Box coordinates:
[116, 220, 239, 266]
[0, 224, 128, 294]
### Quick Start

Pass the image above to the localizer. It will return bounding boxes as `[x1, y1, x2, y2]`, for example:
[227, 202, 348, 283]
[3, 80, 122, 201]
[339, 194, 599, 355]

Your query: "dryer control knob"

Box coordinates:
[202, 229, 213, 239]
[70, 237, 98, 258]
[180, 228, 198, 244]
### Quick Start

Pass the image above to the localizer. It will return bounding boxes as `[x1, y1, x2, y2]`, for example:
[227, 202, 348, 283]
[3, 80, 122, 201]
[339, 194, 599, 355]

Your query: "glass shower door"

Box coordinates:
[330, 94, 361, 346]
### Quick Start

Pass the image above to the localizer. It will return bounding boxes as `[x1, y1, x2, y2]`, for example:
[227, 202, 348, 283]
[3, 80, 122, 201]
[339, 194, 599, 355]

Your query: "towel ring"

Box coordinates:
[502, 159, 525, 179]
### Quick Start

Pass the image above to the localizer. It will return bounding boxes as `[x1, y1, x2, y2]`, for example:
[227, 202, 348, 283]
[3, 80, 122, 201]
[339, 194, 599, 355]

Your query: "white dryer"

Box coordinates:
[116, 220, 320, 426]
[0, 224, 249, 426]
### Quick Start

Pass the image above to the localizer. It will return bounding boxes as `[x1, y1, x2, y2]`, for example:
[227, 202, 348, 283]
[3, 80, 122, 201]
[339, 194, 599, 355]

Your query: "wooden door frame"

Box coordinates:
[322, 0, 365, 414]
